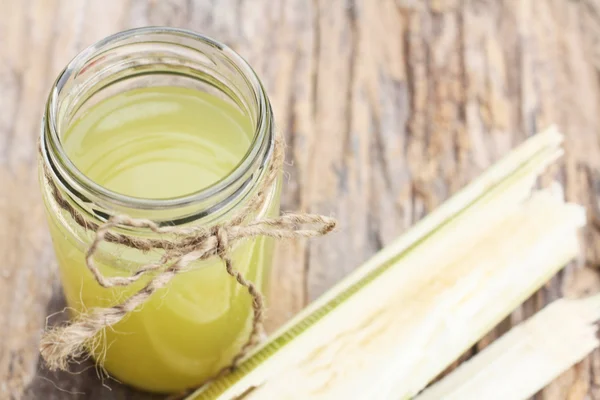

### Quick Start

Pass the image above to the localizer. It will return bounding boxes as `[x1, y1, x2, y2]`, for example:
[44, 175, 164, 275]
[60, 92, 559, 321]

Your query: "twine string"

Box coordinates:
[39, 136, 336, 377]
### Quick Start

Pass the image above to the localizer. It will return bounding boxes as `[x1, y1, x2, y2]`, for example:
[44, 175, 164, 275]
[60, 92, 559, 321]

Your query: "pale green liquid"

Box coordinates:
[63, 86, 253, 198]
[47, 86, 279, 393]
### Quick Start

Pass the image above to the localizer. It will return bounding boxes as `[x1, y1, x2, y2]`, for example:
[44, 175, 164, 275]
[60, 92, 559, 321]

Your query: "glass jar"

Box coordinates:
[38, 27, 280, 393]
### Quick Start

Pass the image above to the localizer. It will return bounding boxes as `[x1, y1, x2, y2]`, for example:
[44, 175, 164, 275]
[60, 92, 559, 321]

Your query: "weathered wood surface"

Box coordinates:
[2, 0, 600, 398]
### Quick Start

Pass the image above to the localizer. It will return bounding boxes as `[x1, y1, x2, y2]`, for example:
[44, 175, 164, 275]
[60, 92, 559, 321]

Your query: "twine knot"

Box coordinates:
[213, 225, 229, 258]
[39, 136, 336, 382]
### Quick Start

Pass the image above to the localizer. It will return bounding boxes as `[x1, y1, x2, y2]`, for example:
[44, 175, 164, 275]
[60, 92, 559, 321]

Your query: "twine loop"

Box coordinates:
[39, 136, 336, 377]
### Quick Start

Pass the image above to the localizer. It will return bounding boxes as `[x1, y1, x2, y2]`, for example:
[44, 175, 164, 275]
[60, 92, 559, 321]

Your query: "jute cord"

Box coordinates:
[39, 135, 336, 387]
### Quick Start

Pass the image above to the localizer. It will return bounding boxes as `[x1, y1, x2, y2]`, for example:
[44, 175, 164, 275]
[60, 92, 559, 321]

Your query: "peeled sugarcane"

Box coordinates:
[186, 126, 586, 400]
[416, 295, 600, 400]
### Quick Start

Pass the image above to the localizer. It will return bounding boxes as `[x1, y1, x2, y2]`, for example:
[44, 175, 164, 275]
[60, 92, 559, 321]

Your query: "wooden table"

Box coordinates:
[2, 0, 600, 398]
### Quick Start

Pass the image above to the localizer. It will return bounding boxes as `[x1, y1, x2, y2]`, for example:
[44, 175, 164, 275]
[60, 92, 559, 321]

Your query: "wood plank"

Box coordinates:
[1, 0, 600, 398]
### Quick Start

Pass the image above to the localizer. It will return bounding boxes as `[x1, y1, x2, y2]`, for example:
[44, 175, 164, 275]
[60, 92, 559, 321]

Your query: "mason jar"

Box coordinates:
[38, 27, 280, 393]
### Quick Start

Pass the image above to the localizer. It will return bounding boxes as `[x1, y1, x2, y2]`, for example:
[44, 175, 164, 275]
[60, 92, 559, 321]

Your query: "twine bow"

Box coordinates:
[39, 136, 336, 375]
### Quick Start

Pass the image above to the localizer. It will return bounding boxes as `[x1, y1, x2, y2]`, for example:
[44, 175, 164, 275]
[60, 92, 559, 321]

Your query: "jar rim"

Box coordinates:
[41, 26, 274, 219]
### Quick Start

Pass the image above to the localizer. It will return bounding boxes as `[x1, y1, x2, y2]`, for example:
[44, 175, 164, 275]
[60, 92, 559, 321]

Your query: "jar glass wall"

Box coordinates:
[38, 27, 280, 393]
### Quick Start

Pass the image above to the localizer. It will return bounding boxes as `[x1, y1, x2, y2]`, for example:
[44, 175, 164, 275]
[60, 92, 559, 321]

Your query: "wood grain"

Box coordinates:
[2, 0, 600, 398]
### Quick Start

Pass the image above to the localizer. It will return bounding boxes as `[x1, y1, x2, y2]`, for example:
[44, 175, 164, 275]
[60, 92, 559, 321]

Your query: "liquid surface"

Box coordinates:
[46, 87, 279, 392]
[62, 86, 253, 199]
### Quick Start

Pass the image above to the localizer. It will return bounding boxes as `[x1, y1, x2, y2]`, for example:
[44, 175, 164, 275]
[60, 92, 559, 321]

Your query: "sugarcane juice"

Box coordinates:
[44, 86, 278, 392]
